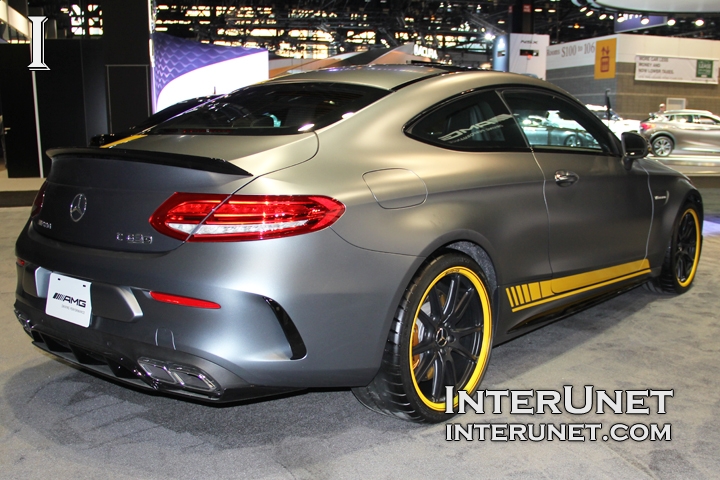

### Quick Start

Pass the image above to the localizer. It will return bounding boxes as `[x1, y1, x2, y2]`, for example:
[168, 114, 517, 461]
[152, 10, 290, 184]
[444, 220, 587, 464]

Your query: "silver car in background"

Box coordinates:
[586, 104, 641, 139]
[640, 109, 720, 157]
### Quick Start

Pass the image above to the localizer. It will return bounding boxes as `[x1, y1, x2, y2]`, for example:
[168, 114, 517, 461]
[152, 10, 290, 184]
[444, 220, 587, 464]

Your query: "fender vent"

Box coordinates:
[264, 297, 307, 360]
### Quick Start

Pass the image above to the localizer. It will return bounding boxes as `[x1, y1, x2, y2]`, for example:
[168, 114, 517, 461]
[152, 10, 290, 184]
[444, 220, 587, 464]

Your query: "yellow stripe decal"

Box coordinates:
[540, 281, 553, 298]
[521, 284, 531, 303]
[506, 289, 516, 308]
[515, 285, 530, 303]
[529, 282, 541, 301]
[511, 287, 520, 306]
[550, 259, 649, 294]
[515, 285, 525, 303]
[505, 259, 651, 312]
[100, 134, 147, 148]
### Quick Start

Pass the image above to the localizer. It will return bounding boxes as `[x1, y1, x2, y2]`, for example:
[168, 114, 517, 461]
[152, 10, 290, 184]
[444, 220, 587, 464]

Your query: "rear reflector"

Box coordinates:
[31, 182, 48, 218]
[150, 291, 221, 309]
[150, 193, 345, 242]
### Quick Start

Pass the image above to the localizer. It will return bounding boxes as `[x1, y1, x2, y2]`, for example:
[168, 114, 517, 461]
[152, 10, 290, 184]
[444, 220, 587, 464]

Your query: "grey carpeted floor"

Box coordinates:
[0, 187, 719, 479]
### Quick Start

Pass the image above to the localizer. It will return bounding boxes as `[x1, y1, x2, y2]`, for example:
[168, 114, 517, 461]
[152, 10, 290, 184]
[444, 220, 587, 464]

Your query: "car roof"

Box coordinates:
[266, 64, 465, 90]
[265, 65, 573, 100]
[664, 109, 714, 115]
[585, 104, 612, 111]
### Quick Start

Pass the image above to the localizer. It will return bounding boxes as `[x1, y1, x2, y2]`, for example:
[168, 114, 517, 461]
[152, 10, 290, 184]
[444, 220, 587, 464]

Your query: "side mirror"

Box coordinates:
[621, 132, 648, 169]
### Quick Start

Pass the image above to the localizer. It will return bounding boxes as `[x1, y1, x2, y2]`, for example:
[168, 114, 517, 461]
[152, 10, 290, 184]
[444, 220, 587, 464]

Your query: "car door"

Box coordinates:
[502, 89, 653, 280]
[685, 114, 720, 153]
[403, 89, 552, 285]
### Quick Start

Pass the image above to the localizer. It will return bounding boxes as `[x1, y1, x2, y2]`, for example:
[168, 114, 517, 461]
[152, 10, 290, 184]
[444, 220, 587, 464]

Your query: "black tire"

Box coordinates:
[646, 202, 702, 294]
[352, 252, 494, 423]
[651, 136, 674, 157]
[564, 135, 579, 147]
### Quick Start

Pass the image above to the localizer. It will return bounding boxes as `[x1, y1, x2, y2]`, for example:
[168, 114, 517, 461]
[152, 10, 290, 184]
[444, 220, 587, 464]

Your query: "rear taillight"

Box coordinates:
[150, 291, 220, 309]
[31, 182, 47, 218]
[149, 193, 345, 242]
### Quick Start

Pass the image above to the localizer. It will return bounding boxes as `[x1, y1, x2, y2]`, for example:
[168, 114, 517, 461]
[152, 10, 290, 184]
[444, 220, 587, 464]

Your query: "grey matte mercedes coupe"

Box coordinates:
[15, 65, 702, 423]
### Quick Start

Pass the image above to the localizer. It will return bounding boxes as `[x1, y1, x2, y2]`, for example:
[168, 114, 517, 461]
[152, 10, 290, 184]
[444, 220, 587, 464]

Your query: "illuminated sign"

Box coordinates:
[414, 44, 439, 60]
[28, 16, 50, 71]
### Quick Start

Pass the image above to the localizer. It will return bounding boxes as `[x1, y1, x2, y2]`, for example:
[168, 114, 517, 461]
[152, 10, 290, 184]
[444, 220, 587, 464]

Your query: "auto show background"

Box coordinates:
[2, 1, 720, 178]
[547, 33, 720, 120]
[0, 0, 151, 178]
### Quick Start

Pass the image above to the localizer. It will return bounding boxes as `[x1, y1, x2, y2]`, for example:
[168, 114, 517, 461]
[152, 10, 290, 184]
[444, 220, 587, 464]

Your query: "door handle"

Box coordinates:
[555, 170, 579, 187]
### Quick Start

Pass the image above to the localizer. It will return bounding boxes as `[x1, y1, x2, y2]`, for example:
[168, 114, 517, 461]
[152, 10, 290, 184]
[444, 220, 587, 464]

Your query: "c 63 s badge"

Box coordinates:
[37, 219, 52, 230]
[117, 232, 153, 244]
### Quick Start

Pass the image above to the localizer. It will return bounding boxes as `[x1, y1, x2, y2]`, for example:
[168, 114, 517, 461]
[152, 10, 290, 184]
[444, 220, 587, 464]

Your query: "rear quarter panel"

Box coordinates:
[239, 75, 553, 287]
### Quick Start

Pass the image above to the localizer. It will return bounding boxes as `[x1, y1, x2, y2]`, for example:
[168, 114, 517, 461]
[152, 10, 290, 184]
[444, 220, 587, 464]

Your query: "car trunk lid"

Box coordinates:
[32, 135, 317, 252]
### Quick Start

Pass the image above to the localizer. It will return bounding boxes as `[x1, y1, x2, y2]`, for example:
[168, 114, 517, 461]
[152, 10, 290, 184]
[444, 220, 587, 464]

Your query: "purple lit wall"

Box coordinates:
[152, 33, 268, 111]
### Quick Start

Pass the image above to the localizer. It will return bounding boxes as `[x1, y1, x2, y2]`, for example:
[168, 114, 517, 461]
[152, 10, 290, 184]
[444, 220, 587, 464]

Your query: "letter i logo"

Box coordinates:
[28, 16, 50, 71]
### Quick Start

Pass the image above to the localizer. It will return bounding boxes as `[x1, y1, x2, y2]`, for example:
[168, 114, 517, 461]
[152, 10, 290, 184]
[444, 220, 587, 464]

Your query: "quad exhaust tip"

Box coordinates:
[138, 357, 218, 393]
[14, 309, 33, 335]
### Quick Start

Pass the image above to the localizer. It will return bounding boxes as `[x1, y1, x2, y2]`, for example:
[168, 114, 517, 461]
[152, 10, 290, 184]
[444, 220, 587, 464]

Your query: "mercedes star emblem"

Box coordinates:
[69, 193, 87, 222]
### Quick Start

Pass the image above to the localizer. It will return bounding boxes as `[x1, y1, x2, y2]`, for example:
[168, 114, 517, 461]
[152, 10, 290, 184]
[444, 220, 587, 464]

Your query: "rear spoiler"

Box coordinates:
[46, 147, 252, 176]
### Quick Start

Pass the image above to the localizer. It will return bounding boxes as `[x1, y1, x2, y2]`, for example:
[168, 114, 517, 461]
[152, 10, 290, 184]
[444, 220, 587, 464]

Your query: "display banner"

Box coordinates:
[594, 38, 616, 79]
[547, 37, 606, 70]
[509, 34, 549, 80]
[635, 55, 719, 84]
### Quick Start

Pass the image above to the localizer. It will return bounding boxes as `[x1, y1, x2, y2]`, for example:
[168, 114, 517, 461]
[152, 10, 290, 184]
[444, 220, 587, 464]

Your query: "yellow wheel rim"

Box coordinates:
[409, 266, 492, 411]
[676, 208, 701, 288]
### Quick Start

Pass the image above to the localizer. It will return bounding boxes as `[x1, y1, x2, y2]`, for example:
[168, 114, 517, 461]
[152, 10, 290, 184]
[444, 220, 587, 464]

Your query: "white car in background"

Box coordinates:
[586, 104, 641, 138]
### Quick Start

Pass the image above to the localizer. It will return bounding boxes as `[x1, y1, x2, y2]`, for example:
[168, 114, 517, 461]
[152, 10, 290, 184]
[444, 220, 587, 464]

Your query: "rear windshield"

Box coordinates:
[148, 82, 390, 136]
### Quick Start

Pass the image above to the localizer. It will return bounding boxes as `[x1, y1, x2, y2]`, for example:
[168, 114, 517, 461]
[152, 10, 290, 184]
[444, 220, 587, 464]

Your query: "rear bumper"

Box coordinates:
[15, 221, 421, 402]
[14, 305, 297, 402]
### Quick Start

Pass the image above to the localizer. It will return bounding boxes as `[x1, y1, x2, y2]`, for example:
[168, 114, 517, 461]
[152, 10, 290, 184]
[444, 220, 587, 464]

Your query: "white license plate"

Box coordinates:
[45, 273, 92, 328]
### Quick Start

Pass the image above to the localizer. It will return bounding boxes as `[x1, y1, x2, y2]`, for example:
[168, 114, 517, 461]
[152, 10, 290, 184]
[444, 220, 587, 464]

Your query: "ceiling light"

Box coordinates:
[617, 15, 626, 23]
[667, 18, 676, 26]
[640, 17, 650, 25]
[580, 6, 587, 12]
[599, 13, 607, 20]
[695, 19, 704, 27]
[586, 10, 594, 16]
[573, 23, 580, 29]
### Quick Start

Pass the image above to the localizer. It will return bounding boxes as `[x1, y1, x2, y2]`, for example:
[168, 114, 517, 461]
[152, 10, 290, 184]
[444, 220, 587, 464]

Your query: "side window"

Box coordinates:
[405, 90, 527, 151]
[695, 115, 719, 125]
[502, 90, 613, 153]
[673, 115, 692, 123]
